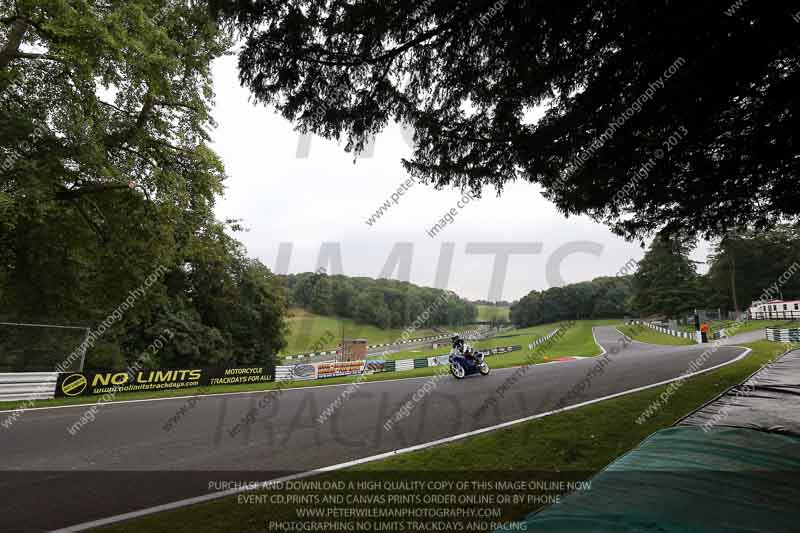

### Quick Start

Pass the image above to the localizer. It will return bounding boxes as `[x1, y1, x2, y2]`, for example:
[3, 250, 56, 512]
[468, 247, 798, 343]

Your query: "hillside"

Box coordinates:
[282, 308, 442, 354]
[476, 304, 510, 322]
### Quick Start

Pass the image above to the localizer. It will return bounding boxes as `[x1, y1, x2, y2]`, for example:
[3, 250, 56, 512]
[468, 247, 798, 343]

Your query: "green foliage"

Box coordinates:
[285, 272, 477, 330]
[630, 234, 699, 317]
[510, 276, 632, 327]
[705, 226, 800, 313]
[0, 1, 287, 370]
[215, 1, 799, 240]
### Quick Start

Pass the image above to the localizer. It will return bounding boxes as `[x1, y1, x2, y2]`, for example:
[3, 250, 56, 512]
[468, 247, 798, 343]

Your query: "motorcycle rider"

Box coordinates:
[452, 334, 478, 363]
[451, 334, 465, 354]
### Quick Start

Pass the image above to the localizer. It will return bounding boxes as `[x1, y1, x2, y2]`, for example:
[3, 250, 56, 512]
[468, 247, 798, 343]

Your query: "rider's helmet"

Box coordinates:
[451, 335, 464, 351]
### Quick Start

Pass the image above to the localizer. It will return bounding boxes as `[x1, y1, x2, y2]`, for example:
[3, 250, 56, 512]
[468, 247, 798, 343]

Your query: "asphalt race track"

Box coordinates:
[0, 327, 750, 531]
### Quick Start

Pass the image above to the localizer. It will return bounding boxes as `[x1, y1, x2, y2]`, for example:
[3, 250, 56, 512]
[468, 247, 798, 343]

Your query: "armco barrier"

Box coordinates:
[766, 328, 800, 343]
[629, 320, 698, 342]
[0, 372, 59, 401]
[395, 359, 414, 372]
[282, 334, 452, 361]
[528, 328, 560, 349]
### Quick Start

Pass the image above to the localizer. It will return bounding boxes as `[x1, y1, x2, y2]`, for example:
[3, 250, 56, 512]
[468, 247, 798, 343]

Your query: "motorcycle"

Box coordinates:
[449, 350, 490, 379]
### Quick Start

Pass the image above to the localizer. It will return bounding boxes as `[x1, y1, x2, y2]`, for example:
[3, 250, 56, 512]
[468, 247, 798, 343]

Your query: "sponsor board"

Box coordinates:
[489, 346, 513, 354]
[365, 360, 385, 373]
[316, 360, 367, 379]
[290, 363, 318, 381]
[55, 365, 275, 397]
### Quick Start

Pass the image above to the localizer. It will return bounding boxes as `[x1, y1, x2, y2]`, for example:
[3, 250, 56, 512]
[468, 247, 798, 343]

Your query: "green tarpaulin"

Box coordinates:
[521, 426, 800, 532]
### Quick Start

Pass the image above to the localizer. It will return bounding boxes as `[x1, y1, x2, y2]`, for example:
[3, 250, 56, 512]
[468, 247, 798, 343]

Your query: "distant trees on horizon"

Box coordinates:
[511, 226, 800, 326]
[284, 272, 478, 330]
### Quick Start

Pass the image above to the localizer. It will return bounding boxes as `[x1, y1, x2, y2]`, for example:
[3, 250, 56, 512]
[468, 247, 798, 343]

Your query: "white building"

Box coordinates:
[748, 299, 800, 320]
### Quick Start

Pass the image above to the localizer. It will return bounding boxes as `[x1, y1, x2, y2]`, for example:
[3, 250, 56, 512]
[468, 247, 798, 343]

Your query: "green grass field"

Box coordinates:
[379, 320, 614, 362]
[378, 323, 556, 361]
[618, 324, 696, 346]
[95, 340, 791, 533]
[476, 304, 510, 322]
[282, 308, 441, 354]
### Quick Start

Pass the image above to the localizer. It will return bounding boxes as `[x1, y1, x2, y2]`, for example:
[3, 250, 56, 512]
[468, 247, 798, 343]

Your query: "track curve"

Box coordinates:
[0, 326, 750, 531]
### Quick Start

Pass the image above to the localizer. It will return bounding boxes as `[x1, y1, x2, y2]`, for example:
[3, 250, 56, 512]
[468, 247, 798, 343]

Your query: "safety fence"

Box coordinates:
[766, 328, 800, 343]
[750, 310, 800, 321]
[282, 328, 485, 361]
[275, 345, 522, 382]
[628, 320, 699, 342]
[0, 372, 60, 402]
[527, 328, 561, 349]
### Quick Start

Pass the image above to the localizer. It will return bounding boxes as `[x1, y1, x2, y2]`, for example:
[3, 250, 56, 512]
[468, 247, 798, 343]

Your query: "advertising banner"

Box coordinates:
[289, 363, 318, 381]
[55, 364, 275, 397]
[485, 345, 522, 355]
[316, 360, 366, 379]
[365, 360, 385, 374]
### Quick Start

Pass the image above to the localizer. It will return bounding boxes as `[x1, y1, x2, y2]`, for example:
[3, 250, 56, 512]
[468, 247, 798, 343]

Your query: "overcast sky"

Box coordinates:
[208, 55, 711, 302]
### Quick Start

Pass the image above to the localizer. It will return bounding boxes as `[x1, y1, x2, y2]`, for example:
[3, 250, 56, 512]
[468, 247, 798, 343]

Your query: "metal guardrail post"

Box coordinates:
[77, 328, 91, 371]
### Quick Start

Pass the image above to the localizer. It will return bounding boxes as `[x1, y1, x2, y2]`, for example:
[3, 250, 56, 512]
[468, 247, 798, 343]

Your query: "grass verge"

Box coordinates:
[617, 324, 696, 346]
[96, 340, 791, 533]
[383, 319, 617, 361]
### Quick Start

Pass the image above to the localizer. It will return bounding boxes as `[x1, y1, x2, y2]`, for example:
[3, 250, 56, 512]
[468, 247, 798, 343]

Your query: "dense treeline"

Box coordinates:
[0, 2, 287, 371]
[705, 226, 800, 314]
[512, 227, 800, 326]
[629, 227, 800, 319]
[510, 276, 632, 327]
[285, 272, 478, 330]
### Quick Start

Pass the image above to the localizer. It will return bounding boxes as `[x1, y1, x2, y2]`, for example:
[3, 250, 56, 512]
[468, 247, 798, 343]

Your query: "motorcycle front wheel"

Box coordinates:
[451, 363, 465, 379]
[479, 362, 490, 375]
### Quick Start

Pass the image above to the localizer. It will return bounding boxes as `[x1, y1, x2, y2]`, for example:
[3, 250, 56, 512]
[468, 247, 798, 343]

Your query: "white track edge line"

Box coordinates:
[53, 346, 751, 532]
[591, 326, 608, 355]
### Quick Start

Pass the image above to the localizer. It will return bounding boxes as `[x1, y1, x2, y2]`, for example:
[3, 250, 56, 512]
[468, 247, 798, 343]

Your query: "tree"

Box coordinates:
[706, 226, 800, 313]
[332, 278, 356, 316]
[0, 1, 289, 369]
[310, 273, 333, 315]
[215, 0, 799, 240]
[631, 234, 700, 317]
[510, 275, 632, 327]
[1, 1, 227, 314]
[283, 272, 477, 330]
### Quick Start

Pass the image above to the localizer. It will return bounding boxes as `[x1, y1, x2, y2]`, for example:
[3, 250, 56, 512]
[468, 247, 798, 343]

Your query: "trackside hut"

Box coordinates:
[748, 299, 800, 320]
